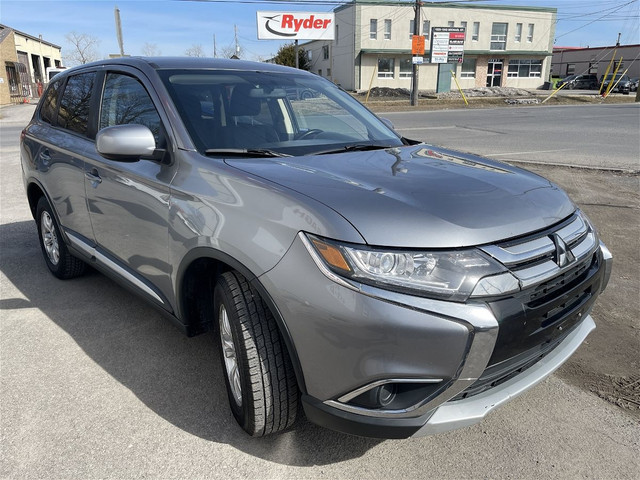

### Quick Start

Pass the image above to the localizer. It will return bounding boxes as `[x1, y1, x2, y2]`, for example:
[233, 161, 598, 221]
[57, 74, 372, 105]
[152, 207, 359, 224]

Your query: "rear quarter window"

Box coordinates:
[57, 72, 96, 137]
[40, 80, 62, 124]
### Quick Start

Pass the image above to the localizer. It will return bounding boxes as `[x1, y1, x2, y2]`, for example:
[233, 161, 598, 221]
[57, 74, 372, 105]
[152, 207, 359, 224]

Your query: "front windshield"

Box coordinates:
[158, 69, 404, 156]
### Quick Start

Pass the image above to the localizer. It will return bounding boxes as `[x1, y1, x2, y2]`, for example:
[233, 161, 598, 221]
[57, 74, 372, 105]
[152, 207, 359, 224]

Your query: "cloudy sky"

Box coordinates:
[2, 0, 638, 64]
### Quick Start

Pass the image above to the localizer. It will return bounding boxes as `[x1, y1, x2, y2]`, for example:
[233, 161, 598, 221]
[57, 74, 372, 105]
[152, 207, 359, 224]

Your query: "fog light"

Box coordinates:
[377, 384, 396, 407]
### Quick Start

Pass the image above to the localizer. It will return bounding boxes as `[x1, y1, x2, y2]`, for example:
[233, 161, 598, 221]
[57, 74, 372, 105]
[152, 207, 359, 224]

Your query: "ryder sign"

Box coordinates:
[257, 12, 335, 40]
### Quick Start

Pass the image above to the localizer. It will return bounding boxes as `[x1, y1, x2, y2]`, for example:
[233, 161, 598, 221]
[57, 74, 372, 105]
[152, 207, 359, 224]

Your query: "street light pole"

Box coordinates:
[411, 0, 421, 106]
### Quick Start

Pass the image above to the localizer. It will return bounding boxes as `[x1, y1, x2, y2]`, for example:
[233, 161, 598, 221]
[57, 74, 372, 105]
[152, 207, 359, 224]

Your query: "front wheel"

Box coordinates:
[214, 271, 298, 436]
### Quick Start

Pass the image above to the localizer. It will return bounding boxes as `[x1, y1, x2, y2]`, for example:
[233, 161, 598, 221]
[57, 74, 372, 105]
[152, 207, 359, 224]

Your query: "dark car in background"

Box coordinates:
[556, 73, 598, 90]
[600, 73, 632, 94]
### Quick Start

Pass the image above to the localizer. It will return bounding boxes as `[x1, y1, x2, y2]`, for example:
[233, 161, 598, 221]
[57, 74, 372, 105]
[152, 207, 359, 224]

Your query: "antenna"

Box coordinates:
[114, 7, 125, 56]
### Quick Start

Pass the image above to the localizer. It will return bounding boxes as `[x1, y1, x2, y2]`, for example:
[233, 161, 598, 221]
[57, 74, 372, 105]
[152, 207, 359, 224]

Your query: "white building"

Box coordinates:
[304, 1, 556, 91]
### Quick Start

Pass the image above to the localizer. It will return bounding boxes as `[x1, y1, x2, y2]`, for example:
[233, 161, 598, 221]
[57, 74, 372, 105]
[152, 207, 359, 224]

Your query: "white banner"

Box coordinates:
[257, 11, 335, 40]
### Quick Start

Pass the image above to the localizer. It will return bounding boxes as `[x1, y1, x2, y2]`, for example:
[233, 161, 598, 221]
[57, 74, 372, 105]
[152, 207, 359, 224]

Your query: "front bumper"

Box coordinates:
[302, 314, 595, 438]
[259, 235, 611, 438]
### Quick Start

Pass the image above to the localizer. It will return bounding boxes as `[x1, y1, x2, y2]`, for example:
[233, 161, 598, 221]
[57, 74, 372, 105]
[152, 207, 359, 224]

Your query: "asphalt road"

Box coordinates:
[1, 104, 639, 479]
[385, 103, 640, 172]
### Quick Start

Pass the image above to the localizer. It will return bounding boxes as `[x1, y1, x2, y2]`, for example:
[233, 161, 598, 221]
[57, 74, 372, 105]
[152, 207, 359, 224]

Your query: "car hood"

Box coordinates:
[225, 145, 575, 248]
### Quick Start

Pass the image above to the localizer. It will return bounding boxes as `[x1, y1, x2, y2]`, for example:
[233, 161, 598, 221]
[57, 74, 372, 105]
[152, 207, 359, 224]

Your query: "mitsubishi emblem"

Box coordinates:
[551, 234, 575, 268]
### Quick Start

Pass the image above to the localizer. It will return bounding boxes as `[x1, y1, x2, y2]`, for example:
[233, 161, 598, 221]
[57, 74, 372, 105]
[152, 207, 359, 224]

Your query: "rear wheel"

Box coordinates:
[36, 196, 86, 279]
[214, 271, 298, 436]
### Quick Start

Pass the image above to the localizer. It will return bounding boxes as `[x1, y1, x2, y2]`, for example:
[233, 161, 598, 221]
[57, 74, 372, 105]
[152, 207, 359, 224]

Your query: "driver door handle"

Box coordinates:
[85, 169, 102, 186]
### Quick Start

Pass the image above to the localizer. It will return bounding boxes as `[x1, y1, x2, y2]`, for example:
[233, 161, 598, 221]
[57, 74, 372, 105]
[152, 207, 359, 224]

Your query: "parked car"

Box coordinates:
[556, 73, 598, 90]
[600, 73, 632, 94]
[21, 58, 612, 439]
[629, 77, 639, 92]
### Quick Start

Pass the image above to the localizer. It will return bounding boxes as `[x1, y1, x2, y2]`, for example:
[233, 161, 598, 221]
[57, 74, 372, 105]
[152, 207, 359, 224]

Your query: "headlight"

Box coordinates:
[303, 234, 516, 302]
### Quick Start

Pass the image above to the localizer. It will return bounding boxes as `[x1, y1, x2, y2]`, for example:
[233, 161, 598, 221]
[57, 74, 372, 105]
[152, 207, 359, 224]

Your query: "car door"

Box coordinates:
[83, 68, 178, 310]
[27, 72, 96, 243]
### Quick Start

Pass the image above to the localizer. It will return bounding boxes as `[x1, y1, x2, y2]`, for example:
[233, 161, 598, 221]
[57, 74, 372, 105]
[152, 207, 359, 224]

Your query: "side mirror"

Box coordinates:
[380, 117, 395, 130]
[96, 124, 156, 161]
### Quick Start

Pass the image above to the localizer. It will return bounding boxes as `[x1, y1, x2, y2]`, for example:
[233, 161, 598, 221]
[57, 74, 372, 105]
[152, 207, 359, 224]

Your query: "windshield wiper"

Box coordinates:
[312, 144, 394, 156]
[204, 148, 291, 158]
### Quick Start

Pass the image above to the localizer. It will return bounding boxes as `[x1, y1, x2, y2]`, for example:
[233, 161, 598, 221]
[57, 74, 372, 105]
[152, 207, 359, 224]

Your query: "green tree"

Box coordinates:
[272, 43, 310, 71]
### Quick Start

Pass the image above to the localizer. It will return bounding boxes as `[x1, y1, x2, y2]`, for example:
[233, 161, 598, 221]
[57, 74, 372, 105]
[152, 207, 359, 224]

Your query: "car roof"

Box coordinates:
[59, 56, 308, 77]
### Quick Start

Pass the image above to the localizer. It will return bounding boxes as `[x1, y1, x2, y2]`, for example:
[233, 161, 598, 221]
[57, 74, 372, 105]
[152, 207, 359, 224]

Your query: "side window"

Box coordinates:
[100, 73, 162, 145]
[40, 80, 61, 124]
[58, 72, 95, 136]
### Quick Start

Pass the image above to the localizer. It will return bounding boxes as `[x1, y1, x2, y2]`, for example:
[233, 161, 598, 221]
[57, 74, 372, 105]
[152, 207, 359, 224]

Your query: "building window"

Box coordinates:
[447, 21, 455, 27]
[566, 64, 575, 75]
[409, 20, 415, 38]
[307, 50, 312, 61]
[588, 61, 597, 74]
[399, 58, 412, 78]
[327, 68, 331, 77]
[515, 23, 522, 42]
[378, 57, 394, 78]
[461, 21, 467, 37]
[490, 23, 508, 50]
[384, 19, 392, 40]
[322, 45, 329, 60]
[318, 69, 322, 76]
[472, 22, 480, 41]
[527, 23, 534, 42]
[370, 19, 377, 39]
[461, 58, 476, 78]
[423, 20, 430, 40]
[507, 59, 542, 78]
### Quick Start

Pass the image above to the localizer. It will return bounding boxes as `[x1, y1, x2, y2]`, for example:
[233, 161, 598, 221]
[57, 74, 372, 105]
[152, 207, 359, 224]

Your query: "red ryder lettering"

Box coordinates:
[281, 14, 332, 32]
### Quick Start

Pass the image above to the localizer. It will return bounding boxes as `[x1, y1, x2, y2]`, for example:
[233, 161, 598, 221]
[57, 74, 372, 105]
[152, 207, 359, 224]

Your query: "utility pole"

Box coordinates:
[234, 25, 239, 57]
[114, 6, 125, 56]
[213, 34, 217, 57]
[410, 0, 421, 106]
[616, 32, 621, 47]
[295, 40, 299, 69]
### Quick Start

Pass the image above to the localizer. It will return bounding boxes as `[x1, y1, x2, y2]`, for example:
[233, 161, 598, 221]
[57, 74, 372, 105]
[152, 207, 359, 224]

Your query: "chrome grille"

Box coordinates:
[480, 212, 597, 289]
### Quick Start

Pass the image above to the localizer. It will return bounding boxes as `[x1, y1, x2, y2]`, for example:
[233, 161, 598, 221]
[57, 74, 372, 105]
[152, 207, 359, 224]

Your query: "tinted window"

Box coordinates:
[100, 73, 162, 145]
[58, 72, 95, 136]
[40, 80, 61, 124]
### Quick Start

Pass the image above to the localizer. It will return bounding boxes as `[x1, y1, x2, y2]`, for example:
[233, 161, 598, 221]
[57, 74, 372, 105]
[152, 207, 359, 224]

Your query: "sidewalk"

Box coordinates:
[0, 103, 37, 126]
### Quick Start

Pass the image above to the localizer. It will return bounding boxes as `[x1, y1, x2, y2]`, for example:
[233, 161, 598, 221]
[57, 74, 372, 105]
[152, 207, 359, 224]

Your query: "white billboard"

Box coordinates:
[257, 11, 335, 40]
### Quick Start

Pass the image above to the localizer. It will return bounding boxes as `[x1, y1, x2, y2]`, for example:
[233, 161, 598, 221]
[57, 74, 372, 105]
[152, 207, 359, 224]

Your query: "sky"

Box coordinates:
[1, 0, 638, 65]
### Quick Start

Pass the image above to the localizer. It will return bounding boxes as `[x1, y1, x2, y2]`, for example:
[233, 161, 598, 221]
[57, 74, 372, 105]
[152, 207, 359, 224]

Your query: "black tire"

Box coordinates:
[214, 271, 298, 436]
[35, 196, 86, 279]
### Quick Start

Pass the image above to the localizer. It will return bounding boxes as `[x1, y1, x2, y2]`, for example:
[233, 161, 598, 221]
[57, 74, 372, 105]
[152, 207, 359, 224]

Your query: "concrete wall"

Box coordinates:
[13, 31, 62, 85]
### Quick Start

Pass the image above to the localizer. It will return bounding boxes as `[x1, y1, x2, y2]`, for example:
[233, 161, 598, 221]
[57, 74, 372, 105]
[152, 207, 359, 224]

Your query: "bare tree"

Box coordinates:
[64, 32, 100, 66]
[184, 44, 206, 57]
[141, 42, 161, 56]
[219, 43, 244, 59]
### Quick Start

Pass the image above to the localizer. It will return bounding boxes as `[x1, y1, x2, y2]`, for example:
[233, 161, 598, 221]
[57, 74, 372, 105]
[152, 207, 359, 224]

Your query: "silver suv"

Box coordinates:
[21, 58, 612, 438]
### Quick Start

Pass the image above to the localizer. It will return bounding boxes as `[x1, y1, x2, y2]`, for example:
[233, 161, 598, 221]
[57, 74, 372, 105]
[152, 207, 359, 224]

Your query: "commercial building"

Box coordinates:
[0, 24, 62, 104]
[552, 44, 640, 80]
[303, 1, 556, 92]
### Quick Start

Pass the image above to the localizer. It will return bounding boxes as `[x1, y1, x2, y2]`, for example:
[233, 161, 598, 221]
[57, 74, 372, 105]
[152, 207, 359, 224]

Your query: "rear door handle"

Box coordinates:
[39, 149, 51, 165]
[85, 169, 102, 186]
